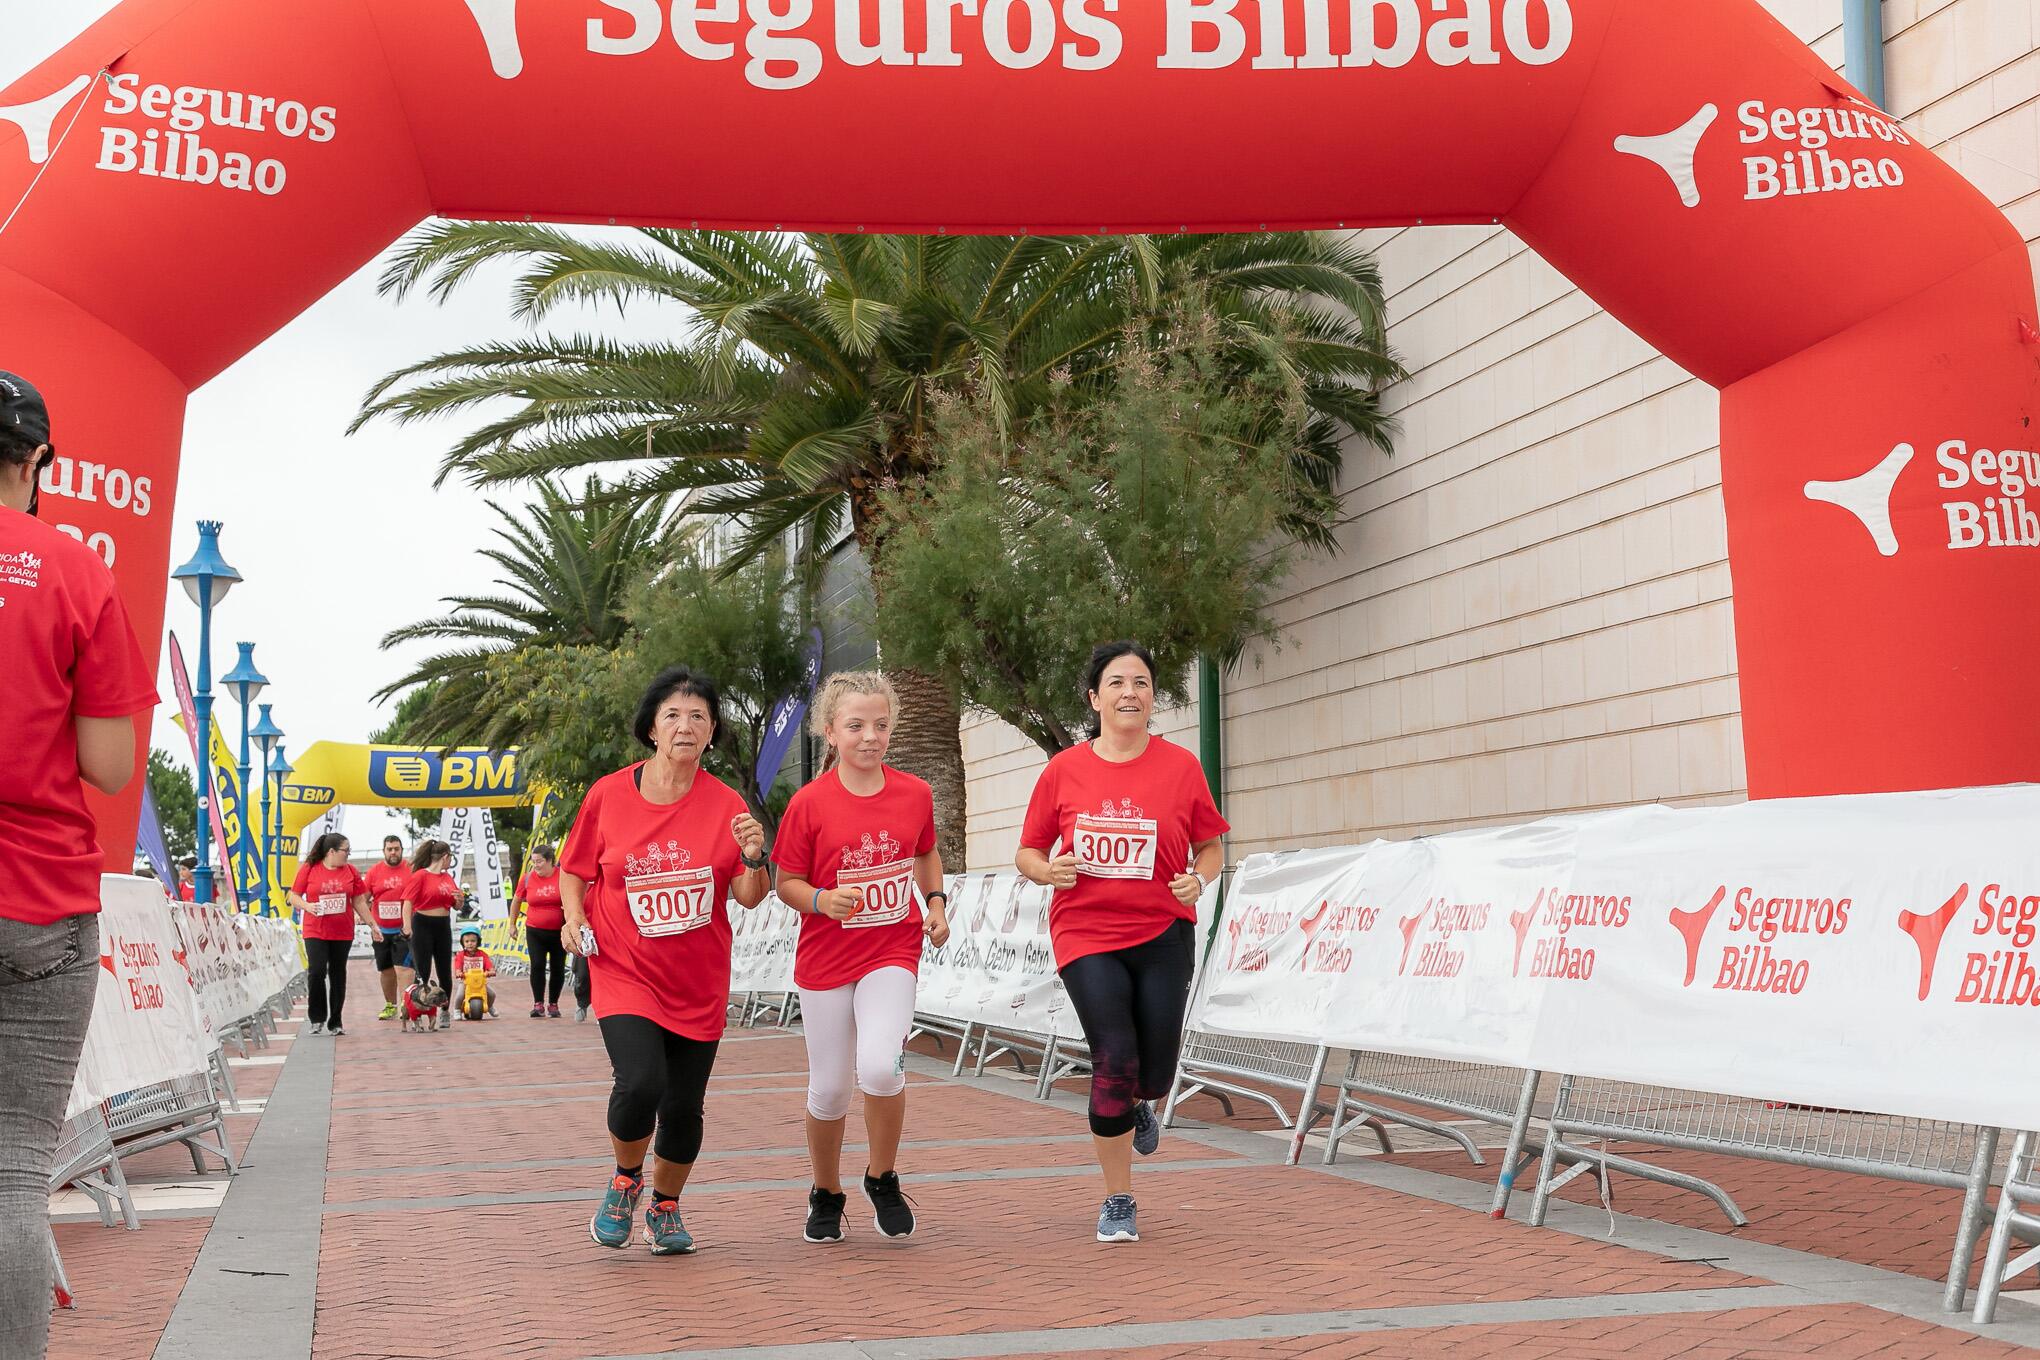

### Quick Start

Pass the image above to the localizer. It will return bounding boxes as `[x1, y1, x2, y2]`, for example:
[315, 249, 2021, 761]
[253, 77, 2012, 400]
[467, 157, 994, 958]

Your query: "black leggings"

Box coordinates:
[1059, 919, 1196, 1138]
[526, 926, 566, 1004]
[572, 953, 591, 1010]
[303, 937, 351, 1027]
[410, 914, 455, 995]
[599, 1015, 719, 1166]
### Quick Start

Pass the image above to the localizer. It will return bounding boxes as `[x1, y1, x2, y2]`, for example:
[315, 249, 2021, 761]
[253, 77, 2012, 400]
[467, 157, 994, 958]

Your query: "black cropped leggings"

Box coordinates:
[410, 914, 455, 996]
[526, 926, 566, 1004]
[598, 1014, 719, 1166]
[1059, 919, 1196, 1138]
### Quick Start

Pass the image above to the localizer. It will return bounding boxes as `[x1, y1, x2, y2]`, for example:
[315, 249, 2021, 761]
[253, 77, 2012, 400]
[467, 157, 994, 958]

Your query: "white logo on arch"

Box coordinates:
[461, 0, 525, 80]
[0, 74, 93, 164]
[1804, 442, 1914, 557]
[1614, 103, 1719, 208]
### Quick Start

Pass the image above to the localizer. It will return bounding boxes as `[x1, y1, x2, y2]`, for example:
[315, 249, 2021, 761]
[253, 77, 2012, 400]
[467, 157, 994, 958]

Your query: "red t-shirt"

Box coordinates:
[176, 881, 195, 902]
[559, 763, 749, 1041]
[365, 861, 410, 930]
[1020, 736, 1230, 968]
[291, 861, 367, 941]
[0, 506, 157, 925]
[515, 870, 565, 930]
[404, 869, 461, 915]
[453, 948, 494, 977]
[772, 766, 936, 991]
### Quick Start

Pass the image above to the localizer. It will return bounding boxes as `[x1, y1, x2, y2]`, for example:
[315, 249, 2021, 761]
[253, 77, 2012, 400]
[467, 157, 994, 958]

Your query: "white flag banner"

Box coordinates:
[437, 806, 510, 919]
[1190, 785, 2040, 1134]
[68, 876, 219, 1119]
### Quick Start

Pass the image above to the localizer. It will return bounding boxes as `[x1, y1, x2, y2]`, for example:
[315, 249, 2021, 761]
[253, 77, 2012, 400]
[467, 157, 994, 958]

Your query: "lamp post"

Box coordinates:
[221, 642, 268, 909]
[251, 704, 283, 911]
[266, 744, 293, 918]
[170, 521, 242, 906]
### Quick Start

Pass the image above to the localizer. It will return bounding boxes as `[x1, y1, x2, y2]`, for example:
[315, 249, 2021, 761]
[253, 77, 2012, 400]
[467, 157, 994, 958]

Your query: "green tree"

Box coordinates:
[873, 313, 1313, 756]
[146, 748, 198, 862]
[373, 474, 680, 745]
[477, 548, 813, 831]
[355, 228, 1399, 866]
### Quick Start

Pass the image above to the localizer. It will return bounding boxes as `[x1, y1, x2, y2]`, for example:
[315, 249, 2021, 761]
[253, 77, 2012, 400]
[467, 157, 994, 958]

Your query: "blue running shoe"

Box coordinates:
[643, 1198, 695, 1255]
[589, 1172, 643, 1249]
[1096, 1193, 1139, 1243]
[1131, 1100, 1161, 1156]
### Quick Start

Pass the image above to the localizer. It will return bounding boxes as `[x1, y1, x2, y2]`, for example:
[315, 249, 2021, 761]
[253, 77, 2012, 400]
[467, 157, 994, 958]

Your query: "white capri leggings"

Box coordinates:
[798, 965, 918, 1120]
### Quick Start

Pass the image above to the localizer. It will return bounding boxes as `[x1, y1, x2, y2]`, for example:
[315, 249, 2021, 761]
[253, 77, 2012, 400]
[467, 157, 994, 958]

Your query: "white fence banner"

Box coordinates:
[67, 877, 219, 1119]
[730, 895, 801, 994]
[1191, 785, 2040, 1133]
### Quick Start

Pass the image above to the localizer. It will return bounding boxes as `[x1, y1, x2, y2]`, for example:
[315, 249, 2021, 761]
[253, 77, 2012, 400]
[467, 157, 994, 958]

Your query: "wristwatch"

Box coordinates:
[740, 849, 769, 870]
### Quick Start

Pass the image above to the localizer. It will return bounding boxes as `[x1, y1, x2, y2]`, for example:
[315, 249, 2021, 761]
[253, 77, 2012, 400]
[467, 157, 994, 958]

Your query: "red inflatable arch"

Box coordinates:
[3, 0, 2036, 862]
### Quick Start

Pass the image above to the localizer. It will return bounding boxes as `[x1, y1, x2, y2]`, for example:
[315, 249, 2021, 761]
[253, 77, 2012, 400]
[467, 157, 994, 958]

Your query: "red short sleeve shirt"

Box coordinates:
[403, 870, 461, 914]
[559, 764, 749, 1042]
[1019, 736, 1230, 968]
[365, 861, 410, 930]
[0, 507, 157, 925]
[292, 861, 367, 941]
[515, 871, 565, 930]
[772, 766, 937, 991]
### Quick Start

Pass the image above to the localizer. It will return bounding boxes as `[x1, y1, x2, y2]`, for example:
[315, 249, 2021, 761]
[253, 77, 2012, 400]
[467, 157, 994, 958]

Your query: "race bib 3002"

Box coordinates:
[626, 864, 716, 938]
[838, 858, 916, 929]
[1074, 814, 1159, 881]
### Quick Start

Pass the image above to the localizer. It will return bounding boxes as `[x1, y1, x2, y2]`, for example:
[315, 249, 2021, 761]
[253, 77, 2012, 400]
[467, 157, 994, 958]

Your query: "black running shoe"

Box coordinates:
[864, 1169, 916, 1239]
[804, 1185, 846, 1243]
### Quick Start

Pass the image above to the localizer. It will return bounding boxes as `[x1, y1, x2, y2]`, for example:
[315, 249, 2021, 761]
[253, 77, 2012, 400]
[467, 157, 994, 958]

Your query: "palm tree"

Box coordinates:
[374, 474, 678, 745]
[355, 229, 1402, 865]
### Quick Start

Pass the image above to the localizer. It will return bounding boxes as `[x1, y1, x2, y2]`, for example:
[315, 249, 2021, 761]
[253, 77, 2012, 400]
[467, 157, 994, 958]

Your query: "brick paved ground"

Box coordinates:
[42, 959, 2040, 1359]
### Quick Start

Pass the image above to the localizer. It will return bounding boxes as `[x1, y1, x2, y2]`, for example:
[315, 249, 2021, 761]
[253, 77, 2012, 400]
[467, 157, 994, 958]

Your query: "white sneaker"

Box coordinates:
[305, 1021, 324, 1036]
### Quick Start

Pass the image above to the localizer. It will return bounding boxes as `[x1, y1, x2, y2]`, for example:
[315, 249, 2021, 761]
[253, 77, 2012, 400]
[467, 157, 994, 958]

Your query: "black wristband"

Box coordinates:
[739, 850, 768, 870]
[926, 891, 949, 906]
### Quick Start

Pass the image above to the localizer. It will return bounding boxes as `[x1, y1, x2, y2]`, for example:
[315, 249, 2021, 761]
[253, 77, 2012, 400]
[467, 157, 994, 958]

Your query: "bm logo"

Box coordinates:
[282, 784, 336, 807]
[369, 749, 523, 799]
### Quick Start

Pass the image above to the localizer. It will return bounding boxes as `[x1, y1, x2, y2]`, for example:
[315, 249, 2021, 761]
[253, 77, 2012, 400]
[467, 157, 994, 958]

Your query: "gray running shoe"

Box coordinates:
[304, 1021, 324, 1036]
[1131, 1100, 1161, 1156]
[1096, 1193, 1139, 1243]
[589, 1172, 643, 1249]
[643, 1198, 695, 1255]
[575, 1004, 589, 1022]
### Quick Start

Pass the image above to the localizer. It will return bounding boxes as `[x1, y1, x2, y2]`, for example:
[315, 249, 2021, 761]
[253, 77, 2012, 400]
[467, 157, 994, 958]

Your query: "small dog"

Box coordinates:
[402, 981, 447, 1033]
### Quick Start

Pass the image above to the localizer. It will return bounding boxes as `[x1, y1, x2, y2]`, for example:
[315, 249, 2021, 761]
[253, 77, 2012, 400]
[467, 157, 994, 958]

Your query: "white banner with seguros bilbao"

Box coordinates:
[1193, 784, 2040, 1132]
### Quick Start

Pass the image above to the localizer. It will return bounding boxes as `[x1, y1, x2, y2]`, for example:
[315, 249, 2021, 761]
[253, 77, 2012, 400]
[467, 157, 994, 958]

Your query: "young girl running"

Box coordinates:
[772, 672, 949, 1244]
[1017, 641, 1227, 1244]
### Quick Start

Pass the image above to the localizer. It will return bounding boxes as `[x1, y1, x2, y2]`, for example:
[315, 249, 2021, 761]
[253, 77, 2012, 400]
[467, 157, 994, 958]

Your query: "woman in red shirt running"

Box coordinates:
[400, 840, 461, 1032]
[560, 666, 769, 1256]
[288, 832, 376, 1036]
[1017, 642, 1227, 1244]
[772, 672, 948, 1244]
[510, 844, 567, 1018]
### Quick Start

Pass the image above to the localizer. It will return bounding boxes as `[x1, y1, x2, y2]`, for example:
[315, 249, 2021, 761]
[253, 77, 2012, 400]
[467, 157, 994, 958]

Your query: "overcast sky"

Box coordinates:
[3, 4, 676, 849]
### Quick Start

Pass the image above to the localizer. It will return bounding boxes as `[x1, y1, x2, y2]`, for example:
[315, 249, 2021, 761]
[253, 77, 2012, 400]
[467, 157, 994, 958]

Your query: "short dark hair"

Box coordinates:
[307, 832, 350, 864]
[382, 835, 402, 847]
[0, 424, 39, 469]
[411, 839, 451, 872]
[529, 842, 556, 862]
[632, 665, 723, 751]
[1084, 640, 1157, 740]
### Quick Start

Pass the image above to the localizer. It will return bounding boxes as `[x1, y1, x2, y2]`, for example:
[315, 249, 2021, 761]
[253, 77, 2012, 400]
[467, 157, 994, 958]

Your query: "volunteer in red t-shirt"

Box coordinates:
[0, 371, 156, 1359]
[510, 844, 568, 1018]
[288, 832, 374, 1035]
[1018, 641, 1228, 1245]
[400, 840, 461, 1031]
[772, 671, 948, 1245]
[365, 834, 413, 1021]
[559, 666, 769, 1256]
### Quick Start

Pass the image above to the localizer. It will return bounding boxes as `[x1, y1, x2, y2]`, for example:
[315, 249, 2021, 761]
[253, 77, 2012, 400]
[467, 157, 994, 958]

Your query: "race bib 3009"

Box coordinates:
[626, 864, 716, 938]
[309, 893, 348, 917]
[1074, 814, 1159, 881]
[838, 858, 916, 929]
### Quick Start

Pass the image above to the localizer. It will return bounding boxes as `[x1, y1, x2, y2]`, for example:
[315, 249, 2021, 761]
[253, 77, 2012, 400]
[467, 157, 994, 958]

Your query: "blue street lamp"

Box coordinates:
[171, 521, 241, 906]
[266, 744, 293, 919]
[251, 704, 283, 910]
[221, 642, 268, 909]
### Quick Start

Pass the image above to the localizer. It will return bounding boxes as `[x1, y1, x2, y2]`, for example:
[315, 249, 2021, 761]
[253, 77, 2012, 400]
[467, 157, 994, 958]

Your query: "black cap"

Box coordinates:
[0, 371, 50, 446]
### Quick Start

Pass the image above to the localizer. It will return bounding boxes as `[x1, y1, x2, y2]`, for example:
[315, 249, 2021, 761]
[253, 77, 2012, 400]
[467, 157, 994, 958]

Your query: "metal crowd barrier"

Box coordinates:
[50, 1106, 135, 1231]
[1534, 1076, 2004, 1310]
[1162, 1032, 1331, 1165]
[1035, 1032, 1092, 1097]
[1974, 1130, 2040, 1323]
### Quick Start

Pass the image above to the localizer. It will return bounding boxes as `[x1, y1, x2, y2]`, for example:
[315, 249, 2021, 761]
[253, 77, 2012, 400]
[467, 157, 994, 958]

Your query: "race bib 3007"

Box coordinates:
[1073, 814, 1159, 881]
[838, 859, 916, 929]
[626, 865, 716, 938]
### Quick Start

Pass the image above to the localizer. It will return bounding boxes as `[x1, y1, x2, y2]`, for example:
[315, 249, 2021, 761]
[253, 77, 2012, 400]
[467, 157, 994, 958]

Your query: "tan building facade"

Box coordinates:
[962, 0, 2040, 868]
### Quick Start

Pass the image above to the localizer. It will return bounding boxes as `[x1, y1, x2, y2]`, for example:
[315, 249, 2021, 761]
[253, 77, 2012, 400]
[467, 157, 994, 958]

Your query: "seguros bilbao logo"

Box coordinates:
[368, 748, 524, 799]
[1615, 96, 1911, 210]
[1802, 439, 2040, 558]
